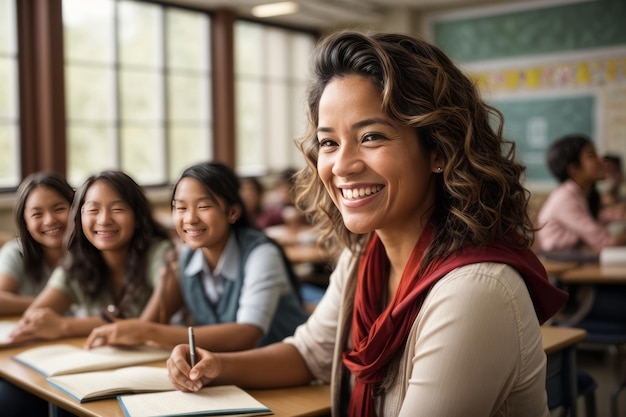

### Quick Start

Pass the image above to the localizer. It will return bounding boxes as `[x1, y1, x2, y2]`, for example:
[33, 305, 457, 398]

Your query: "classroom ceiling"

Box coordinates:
[165, 0, 522, 31]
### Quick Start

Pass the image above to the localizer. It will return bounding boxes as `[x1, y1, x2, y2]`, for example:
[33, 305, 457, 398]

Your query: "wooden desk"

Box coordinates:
[538, 257, 578, 276]
[542, 325, 588, 354]
[542, 326, 588, 417]
[558, 263, 626, 284]
[0, 339, 331, 417]
[284, 244, 330, 265]
[1, 328, 585, 417]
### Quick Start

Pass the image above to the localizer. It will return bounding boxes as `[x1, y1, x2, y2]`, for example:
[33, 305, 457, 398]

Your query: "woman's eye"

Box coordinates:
[318, 138, 337, 148]
[362, 133, 384, 143]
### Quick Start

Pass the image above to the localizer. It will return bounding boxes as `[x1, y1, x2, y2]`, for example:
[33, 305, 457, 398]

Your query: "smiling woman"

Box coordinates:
[165, 31, 568, 417]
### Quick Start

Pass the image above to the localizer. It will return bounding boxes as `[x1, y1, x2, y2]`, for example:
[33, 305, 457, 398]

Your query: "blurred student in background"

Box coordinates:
[239, 176, 266, 229]
[257, 168, 308, 229]
[601, 154, 625, 208]
[537, 134, 626, 255]
[537, 135, 626, 327]
[0, 172, 74, 316]
[84, 161, 309, 351]
[9, 170, 173, 344]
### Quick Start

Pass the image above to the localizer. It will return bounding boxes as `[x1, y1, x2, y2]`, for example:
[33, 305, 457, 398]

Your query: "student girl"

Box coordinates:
[0, 172, 74, 316]
[166, 31, 567, 416]
[8, 170, 173, 343]
[84, 161, 309, 351]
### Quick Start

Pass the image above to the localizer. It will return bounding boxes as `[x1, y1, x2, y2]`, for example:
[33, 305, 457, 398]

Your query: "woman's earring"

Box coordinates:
[436, 167, 442, 172]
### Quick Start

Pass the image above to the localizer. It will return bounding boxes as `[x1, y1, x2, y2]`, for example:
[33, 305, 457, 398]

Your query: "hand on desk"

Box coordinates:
[167, 343, 217, 392]
[9, 307, 65, 343]
[84, 318, 147, 349]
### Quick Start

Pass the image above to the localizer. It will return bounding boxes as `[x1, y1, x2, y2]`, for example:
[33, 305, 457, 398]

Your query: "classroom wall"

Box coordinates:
[3, 0, 624, 233]
[427, 0, 626, 195]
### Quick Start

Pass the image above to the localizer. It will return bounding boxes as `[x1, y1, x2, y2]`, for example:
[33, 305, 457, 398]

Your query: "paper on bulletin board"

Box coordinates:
[602, 85, 626, 156]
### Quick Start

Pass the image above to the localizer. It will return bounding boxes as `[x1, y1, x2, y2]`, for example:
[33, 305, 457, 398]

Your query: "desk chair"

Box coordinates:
[546, 346, 597, 417]
[576, 319, 626, 417]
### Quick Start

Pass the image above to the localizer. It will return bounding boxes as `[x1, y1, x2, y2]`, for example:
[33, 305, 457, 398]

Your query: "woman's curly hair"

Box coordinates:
[294, 31, 534, 266]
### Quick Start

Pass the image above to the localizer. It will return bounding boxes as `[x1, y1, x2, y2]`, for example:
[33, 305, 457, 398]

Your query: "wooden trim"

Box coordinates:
[211, 9, 236, 167]
[17, 0, 66, 177]
[16, 0, 37, 175]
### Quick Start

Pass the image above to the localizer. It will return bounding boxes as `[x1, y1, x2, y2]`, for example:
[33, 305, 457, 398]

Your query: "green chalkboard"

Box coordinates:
[492, 96, 595, 183]
[435, 0, 626, 63]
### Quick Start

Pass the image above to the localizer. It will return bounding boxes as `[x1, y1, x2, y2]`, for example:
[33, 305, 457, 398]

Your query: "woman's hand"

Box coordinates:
[9, 307, 66, 343]
[84, 318, 147, 349]
[167, 344, 220, 392]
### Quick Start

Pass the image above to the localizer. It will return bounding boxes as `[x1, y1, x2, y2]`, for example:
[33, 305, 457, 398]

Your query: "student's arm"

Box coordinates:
[10, 286, 103, 342]
[0, 273, 34, 315]
[0, 240, 35, 315]
[167, 341, 314, 392]
[84, 319, 262, 350]
[235, 243, 293, 337]
[555, 196, 612, 251]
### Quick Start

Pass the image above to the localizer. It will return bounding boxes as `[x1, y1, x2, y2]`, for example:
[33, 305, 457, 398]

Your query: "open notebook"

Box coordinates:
[13, 343, 171, 376]
[47, 366, 174, 402]
[0, 321, 18, 347]
[117, 385, 272, 417]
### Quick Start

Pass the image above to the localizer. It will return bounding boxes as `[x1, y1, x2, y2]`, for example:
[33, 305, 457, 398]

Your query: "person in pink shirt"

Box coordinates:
[537, 133, 626, 255]
[537, 134, 626, 326]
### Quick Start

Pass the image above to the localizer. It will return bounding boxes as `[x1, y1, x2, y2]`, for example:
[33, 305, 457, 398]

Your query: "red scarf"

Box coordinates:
[342, 224, 568, 417]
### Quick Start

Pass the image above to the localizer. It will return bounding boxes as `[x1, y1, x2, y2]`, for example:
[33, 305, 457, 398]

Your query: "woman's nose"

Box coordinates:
[332, 145, 363, 177]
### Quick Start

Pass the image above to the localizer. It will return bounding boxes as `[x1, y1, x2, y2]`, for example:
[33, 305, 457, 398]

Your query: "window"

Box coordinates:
[63, 0, 212, 186]
[234, 21, 315, 177]
[0, 0, 18, 187]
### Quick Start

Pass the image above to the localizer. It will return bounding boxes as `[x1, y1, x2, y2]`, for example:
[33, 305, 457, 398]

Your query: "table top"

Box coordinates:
[283, 244, 331, 265]
[558, 263, 626, 284]
[0, 326, 586, 417]
[538, 257, 578, 276]
[541, 325, 587, 355]
[0, 338, 330, 417]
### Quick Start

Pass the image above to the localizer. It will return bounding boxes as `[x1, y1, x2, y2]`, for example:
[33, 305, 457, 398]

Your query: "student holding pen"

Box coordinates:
[84, 161, 309, 351]
[166, 31, 567, 416]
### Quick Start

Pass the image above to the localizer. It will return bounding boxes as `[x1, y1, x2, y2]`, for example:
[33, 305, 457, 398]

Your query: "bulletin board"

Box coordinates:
[492, 96, 595, 184]
[603, 85, 626, 157]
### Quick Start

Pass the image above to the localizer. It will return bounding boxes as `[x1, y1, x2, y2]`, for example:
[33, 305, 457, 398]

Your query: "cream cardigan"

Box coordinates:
[285, 249, 550, 417]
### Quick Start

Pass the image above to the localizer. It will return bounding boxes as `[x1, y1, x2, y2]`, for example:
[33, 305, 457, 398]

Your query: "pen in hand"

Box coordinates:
[188, 326, 197, 367]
